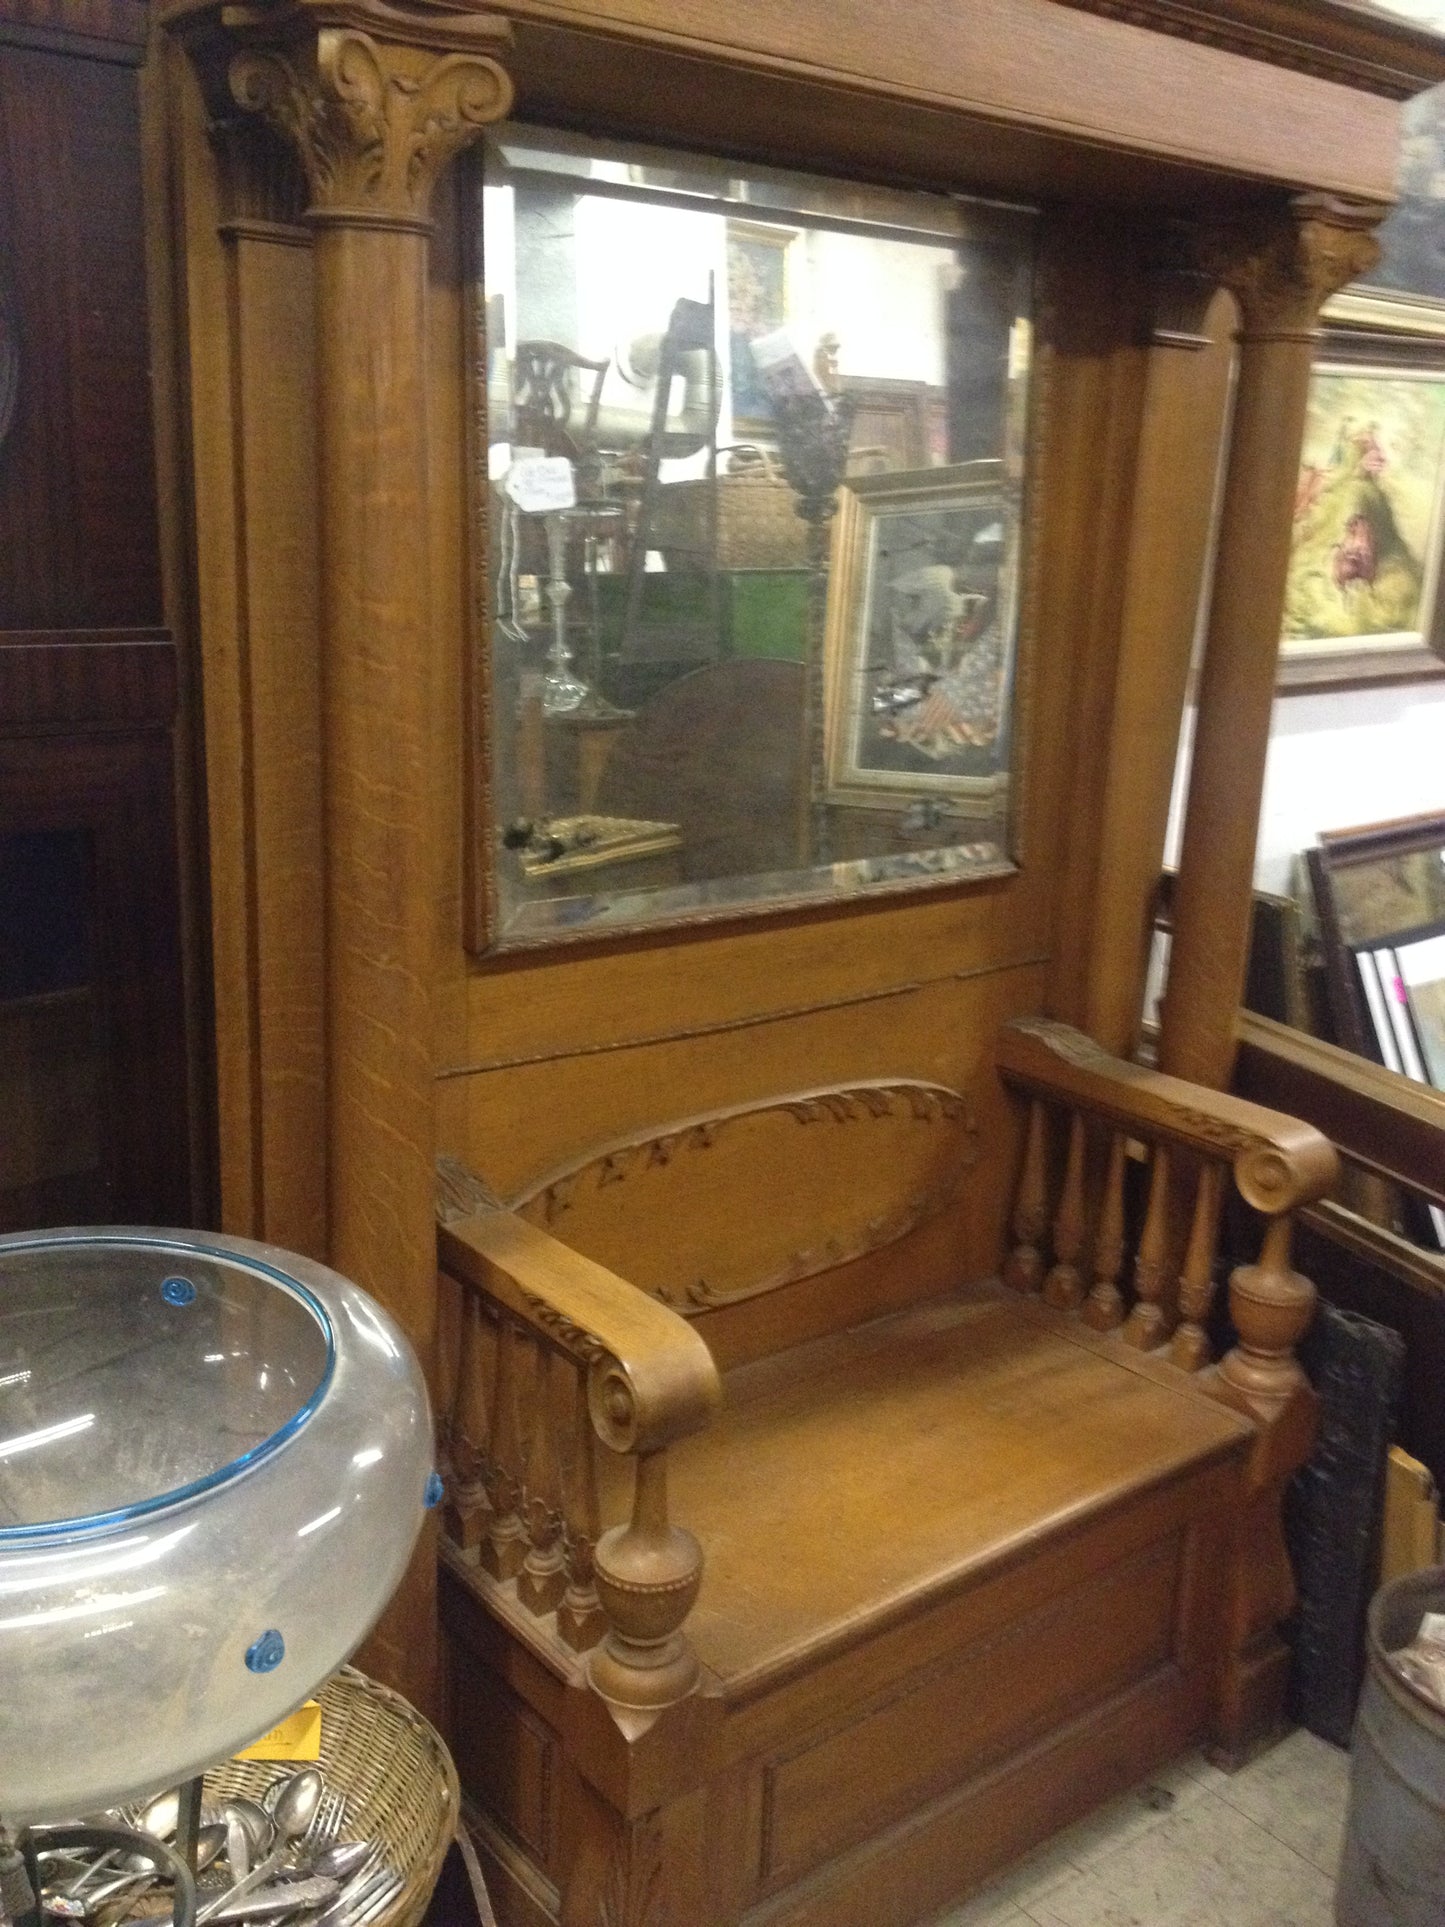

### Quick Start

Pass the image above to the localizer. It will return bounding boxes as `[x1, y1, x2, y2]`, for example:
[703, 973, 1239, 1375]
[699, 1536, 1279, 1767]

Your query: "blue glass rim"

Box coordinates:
[0, 1232, 337, 1545]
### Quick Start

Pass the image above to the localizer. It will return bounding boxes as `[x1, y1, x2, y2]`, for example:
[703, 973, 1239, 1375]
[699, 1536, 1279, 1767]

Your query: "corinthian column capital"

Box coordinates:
[169, 0, 513, 231]
[1198, 193, 1388, 341]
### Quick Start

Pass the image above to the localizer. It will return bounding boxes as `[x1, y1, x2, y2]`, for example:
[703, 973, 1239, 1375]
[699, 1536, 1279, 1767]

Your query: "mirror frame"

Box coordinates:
[461, 133, 1045, 955]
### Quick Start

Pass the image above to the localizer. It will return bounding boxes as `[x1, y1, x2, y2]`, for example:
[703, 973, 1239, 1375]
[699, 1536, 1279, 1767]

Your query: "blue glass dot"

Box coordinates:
[245, 1629, 285, 1674]
[424, 1471, 445, 1510]
[161, 1276, 197, 1307]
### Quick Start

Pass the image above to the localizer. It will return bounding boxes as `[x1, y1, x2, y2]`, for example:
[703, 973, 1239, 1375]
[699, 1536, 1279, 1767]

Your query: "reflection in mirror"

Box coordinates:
[474, 129, 1036, 946]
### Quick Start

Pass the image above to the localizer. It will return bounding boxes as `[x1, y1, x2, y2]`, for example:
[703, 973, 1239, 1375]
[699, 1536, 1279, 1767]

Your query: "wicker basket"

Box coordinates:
[173, 1668, 457, 1927]
[653, 444, 808, 570]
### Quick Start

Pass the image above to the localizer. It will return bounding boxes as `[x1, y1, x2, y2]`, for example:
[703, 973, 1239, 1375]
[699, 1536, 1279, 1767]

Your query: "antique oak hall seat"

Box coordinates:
[434, 1018, 1339, 1927]
[144, 0, 1445, 1922]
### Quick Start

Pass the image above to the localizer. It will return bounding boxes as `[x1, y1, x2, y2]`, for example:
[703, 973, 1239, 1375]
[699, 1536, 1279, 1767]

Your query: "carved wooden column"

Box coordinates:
[1159, 196, 1383, 1090]
[176, 0, 512, 1708]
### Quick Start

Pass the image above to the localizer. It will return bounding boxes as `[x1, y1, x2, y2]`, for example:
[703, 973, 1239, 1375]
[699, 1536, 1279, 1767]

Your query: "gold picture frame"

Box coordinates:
[725, 218, 799, 438]
[1281, 296, 1445, 690]
[822, 461, 1020, 813]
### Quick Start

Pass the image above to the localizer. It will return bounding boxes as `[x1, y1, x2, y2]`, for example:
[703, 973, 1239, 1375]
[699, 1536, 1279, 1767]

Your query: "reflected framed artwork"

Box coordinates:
[726, 220, 796, 435]
[822, 463, 1018, 815]
[1280, 315, 1445, 688]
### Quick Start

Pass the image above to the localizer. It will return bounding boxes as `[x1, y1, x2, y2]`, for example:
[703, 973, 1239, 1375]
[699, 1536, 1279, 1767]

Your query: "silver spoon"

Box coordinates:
[279, 1839, 372, 1885]
[196, 1771, 322, 1925]
[223, 1797, 275, 1876]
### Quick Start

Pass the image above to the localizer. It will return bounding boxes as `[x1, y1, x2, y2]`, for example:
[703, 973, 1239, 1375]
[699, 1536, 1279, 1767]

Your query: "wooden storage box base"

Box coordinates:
[442, 1284, 1252, 1927]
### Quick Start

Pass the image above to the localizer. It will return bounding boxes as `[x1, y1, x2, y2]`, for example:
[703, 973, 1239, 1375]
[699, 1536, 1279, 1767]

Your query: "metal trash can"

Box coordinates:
[1337, 1566, 1445, 1926]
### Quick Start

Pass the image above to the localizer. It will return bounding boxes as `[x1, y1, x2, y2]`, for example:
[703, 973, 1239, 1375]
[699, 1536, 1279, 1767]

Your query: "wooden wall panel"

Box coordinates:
[231, 225, 326, 1259]
[0, 44, 161, 630]
[155, 48, 325, 1251]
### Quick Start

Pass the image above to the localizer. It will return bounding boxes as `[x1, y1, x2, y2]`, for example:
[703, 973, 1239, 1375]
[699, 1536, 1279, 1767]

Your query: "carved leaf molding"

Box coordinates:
[228, 27, 511, 222]
[598, 1815, 666, 1927]
[507, 1081, 979, 1313]
[1005, 1018, 1269, 1158]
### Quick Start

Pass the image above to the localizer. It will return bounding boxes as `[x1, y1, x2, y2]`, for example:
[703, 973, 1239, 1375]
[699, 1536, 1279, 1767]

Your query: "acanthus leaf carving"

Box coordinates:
[1197, 194, 1386, 338]
[227, 21, 512, 226]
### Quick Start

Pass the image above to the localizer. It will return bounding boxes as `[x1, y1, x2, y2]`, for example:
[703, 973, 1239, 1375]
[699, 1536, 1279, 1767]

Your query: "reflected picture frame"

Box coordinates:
[1281, 295, 1445, 690]
[822, 461, 1020, 813]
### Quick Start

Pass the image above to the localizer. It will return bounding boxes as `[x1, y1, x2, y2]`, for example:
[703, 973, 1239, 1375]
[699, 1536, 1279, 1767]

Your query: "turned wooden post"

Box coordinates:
[1043, 1111, 1087, 1310]
[1003, 1098, 1049, 1293]
[1160, 196, 1384, 1091]
[590, 1449, 705, 1716]
[1123, 1141, 1171, 1349]
[481, 1314, 529, 1581]
[519, 1342, 569, 1615]
[558, 1365, 607, 1652]
[1218, 1214, 1316, 1417]
[1171, 1159, 1223, 1372]
[1082, 1131, 1128, 1330]
[586, 1360, 706, 1720]
[445, 1288, 491, 1556]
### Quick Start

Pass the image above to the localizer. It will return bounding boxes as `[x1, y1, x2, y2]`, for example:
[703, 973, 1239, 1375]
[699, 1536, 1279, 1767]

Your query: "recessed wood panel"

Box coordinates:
[448, 1642, 560, 1872]
[0, 44, 161, 630]
[760, 1532, 1180, 1888]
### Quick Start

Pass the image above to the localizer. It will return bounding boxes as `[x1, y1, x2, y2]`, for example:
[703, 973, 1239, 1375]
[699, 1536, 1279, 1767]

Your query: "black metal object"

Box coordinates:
[1285, 1301, 1405, 1747]
[22, 1822, 197, 1927]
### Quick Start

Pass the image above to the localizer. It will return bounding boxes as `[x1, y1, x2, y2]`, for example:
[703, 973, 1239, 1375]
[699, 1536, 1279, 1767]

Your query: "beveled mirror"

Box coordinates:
[468, 128, 1037, 949]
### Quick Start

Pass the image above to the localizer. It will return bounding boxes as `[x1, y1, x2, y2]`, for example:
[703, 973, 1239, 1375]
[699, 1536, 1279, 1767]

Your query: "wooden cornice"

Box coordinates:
[1049, 0, 1445, 99]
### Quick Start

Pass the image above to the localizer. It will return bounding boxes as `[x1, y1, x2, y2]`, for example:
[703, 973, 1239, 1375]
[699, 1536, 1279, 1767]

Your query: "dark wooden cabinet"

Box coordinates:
[0, 10, 207, 1231]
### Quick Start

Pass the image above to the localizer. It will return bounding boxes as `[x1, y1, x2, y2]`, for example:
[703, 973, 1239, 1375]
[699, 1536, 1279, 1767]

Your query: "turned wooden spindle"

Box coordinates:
[1003, 1098, 1049, 1293]
[481, 1314, 529, 1581]
[1217, 1212, 1317, 1418]
[1043, 1111, 1087, 1310]
[1171, 1160, 1223, 1371]
[558, 1364, 607, 1651]
[1082, 1131, 1128, 1330]
[434, 1272, 461, 1487]
[519, 1342, 569, 1615]
[590, 1444, 705, 1715]
[1122, 1141, 1171, 1349]
[445, 1288, 491, 1557]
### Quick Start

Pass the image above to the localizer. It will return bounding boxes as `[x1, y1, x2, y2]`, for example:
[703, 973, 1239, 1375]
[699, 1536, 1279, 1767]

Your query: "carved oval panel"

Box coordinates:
[507, 1082, 979, 1313]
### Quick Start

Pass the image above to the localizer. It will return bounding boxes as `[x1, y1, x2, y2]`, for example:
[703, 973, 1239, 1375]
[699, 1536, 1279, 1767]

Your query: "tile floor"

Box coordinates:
[932, 1727, 1351, 1927]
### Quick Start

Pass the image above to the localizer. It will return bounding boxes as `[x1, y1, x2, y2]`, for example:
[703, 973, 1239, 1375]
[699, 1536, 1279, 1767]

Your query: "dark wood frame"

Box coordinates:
[1306, 809, 1445, 1063]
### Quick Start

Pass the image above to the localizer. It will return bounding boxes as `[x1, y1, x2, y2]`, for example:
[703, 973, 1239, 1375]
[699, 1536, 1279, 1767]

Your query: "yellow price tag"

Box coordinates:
[234, 1700, 323, 1763]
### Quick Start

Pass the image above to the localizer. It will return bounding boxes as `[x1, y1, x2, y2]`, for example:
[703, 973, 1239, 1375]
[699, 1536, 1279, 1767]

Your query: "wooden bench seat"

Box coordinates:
[671, 1282, 1251, 1698]
[435, 1020, 1338, 1926]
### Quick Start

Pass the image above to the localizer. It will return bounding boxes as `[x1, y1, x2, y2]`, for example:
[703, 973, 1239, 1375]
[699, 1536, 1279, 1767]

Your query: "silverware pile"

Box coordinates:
[35, 1773, 401, 1927]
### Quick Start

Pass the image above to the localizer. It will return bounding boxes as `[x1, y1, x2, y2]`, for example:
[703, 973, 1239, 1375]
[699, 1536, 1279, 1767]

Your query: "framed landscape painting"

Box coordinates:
[1280, 322, 1445, 688]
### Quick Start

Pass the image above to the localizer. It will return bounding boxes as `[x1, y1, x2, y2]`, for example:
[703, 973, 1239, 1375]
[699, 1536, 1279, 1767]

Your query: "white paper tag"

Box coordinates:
[506, 455, 577, 513]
